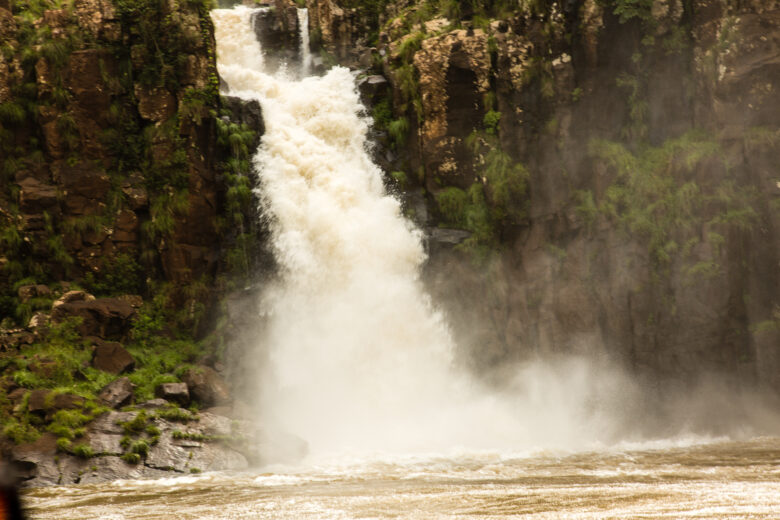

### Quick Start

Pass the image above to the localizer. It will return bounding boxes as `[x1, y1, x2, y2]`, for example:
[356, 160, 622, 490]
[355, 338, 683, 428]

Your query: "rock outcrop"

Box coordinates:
[11, 406, 307, 487]
[359, 0, 780, 394]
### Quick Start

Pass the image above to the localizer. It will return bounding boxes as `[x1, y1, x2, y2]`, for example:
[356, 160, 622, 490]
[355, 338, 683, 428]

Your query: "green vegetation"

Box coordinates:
[155, 405, 197, 423]
[0, 0, 234, 454]
[434, 128, 529, 261]
[612, 0, 654, 24]
[585, 131, 759, 274]
[215, 113, 261, 284]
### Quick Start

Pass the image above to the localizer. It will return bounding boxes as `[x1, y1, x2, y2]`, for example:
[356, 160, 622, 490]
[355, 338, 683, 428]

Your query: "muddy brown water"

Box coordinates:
[23, 437, 780, 519]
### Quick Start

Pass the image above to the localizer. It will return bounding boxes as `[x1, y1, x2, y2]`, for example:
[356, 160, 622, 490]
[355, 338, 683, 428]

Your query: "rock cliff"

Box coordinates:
[308, 0, 780, 394]
[0, 0, 268, 485]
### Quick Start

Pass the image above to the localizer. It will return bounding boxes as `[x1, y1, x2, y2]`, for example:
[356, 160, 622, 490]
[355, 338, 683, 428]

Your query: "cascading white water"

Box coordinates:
[296, 8, 311, 76]
[211, 6, 642, 458]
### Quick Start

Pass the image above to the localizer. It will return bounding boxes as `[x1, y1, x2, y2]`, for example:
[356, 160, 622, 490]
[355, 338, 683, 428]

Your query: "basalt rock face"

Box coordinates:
[11, 407, 307, 487]
[0, 0, 269, 483]
[361, 0, 780, 393]
[0, 0, 227, 308]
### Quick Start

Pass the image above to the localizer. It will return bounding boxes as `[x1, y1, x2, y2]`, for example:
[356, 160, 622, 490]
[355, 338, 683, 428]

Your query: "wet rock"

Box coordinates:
[427, 228, 471, 249]
[136, 398, 169, 410]
[0, 330, 35, 351]
[91, 340, 135, 374]
[251, 0, 299, 72]
[98, 377, 134, 409]
[155, 383, 190, 406]
[51, 298, 136, 340]
[221, 96, 264, 148]
[89, 411, 138, 434]
[357, 74, 389, 105]
[145, 430, 249, 473]
[183, 366, 231, 406]
[10, 434, 59, 485]
[85, 431, 124, 455]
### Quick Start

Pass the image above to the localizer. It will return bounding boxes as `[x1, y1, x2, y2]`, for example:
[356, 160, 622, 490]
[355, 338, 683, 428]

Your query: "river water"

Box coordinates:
[23, 7, 780, 518]
[23, 436, 780, 519]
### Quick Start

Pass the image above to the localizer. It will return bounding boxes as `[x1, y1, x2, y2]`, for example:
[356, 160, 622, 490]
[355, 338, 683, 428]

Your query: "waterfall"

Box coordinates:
[296, 8, 311, 76]
[210, 6, 631, 457]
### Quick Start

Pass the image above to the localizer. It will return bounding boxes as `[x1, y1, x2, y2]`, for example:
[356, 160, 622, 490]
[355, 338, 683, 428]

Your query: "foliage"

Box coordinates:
[387, 117, 409, 149]
[612, 0, 654, 24]
[587, 131, 759, 271]
[82, 254, 144, 297]
[155, 406, 197, 423]
[483, 110, 501, 135]
[481, 148, 529, 222]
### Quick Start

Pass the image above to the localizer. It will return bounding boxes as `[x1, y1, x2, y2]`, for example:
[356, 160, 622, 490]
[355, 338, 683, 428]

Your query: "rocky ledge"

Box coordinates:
[10, 400, 307, 487]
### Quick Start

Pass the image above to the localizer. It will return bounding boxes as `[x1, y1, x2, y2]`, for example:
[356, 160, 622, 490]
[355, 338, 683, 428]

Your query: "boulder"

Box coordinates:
[98, 377, 134, 408]
[10, 433, 59, 484]
[26, 389, 51, 414]
[91, 340, 135, 374]
[52, 393, 86, 410]
[51, 298, 135, 339]
[183, 366, 231, 406]
[155, 382, 190, 405]
[52, 290, 95, 308]
[17, 284, 51, 302]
